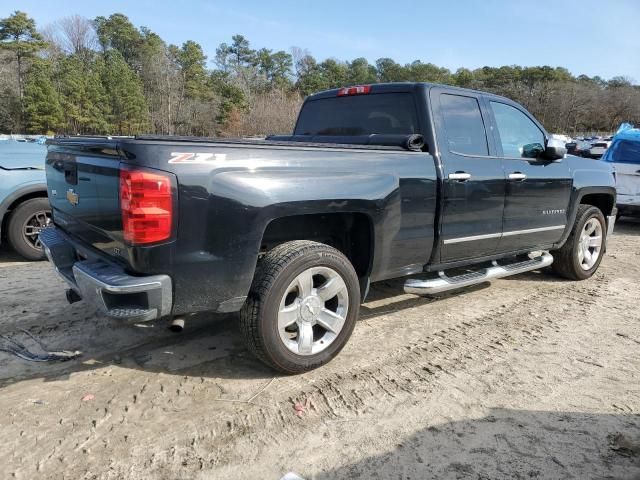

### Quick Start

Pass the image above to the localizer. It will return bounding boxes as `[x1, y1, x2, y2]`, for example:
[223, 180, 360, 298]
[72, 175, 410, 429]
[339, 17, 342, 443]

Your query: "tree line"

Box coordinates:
[1, 10, 639, 137]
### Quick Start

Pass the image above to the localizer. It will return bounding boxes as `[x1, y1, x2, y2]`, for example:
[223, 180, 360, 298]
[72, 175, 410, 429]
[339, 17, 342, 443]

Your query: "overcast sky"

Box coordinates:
[4, 0, 639, 82]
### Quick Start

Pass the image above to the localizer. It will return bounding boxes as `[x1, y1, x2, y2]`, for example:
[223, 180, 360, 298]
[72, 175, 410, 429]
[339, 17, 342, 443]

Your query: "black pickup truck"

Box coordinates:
[40, 83, 617, 373]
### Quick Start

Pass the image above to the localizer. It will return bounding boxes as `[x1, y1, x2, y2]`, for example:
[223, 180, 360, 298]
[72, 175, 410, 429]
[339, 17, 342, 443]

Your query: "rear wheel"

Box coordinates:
[551, 205, 606, 280]
[6, 198, 51, 261]
[240, 240, 360, 374]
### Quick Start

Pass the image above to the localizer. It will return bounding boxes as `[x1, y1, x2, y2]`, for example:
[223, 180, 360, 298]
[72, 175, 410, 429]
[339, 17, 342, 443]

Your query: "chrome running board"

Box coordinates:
[404, 252, 554, 296]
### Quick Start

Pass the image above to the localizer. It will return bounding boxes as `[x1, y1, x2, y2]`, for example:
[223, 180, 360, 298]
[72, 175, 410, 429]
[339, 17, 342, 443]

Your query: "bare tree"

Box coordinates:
[290, 46, 310, 77]
[223, 89, 301, 137]
[39, 23, 64, 58]
[55, 15, 97, 56]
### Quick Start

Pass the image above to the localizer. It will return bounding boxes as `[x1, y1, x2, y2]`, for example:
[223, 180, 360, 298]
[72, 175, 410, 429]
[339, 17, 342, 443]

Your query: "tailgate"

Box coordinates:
[46, 141, 123, 256]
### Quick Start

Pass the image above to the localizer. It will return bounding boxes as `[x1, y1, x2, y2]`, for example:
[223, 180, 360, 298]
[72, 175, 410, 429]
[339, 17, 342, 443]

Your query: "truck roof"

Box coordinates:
[306, 82, 510, 103]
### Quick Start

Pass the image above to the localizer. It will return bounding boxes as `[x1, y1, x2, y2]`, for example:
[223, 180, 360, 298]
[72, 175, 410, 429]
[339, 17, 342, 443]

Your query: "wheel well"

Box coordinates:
[581, 193, 614, 216]
[261, 213, 374, 278]
[1, 190, 48, 238]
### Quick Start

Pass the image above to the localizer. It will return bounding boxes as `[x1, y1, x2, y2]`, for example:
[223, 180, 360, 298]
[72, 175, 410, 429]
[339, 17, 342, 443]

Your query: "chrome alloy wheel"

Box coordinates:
[22, 210, 51, 250]
[277, 266, 349, 356]
[578, 217, 603, 270]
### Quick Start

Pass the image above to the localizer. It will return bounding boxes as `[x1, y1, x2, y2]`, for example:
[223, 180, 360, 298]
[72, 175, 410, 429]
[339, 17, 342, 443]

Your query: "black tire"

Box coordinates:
[240, 240, 360, 374]
[551, 205, 606, 280]
[6, 198, 51, 261]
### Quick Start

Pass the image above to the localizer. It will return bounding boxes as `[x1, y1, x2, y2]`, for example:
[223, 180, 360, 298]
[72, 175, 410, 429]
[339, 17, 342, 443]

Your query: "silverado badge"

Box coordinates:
[66, 189, 79, 206]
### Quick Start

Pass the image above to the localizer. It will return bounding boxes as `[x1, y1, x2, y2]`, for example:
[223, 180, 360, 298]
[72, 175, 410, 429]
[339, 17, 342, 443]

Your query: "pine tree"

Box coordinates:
[176, 40, 209, 100]
[99, 50, 149, 134]
[58, 55, 110, 134]
[23, 59, 64, 133]
[0, 11, 47, 130]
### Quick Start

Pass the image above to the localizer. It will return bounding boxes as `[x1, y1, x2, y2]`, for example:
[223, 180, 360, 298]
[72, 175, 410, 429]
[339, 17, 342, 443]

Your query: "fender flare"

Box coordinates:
[553, 186, 616, 249]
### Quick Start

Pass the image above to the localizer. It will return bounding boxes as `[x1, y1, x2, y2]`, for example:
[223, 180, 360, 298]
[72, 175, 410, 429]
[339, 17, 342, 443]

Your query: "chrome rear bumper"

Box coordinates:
[40, 227, 172, 322]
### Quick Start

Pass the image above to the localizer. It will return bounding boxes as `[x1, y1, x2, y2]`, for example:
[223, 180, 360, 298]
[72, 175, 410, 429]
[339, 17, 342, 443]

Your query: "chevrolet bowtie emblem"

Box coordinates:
[66, 189, 79, 206]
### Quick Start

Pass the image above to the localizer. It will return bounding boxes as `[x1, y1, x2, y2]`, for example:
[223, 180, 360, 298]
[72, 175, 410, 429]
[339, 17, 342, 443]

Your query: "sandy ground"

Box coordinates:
[1, 219, 639, 480]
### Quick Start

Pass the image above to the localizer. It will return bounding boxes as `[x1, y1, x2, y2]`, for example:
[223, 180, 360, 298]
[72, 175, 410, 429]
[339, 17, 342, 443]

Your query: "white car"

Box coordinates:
[585, 140, 611, 159]
[551, 133, 573, 144]
[603, 129, 640, 216]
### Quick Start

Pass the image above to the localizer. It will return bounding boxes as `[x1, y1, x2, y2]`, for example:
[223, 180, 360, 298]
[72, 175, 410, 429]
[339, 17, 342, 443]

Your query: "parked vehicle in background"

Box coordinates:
[566, 140, 592, 156]
[603, 125, 640, 217]
[0, 141, 50, 260]
[40, 82, 617, 373]
[583, 140, 611, 159]
[552, 133, 573, 145]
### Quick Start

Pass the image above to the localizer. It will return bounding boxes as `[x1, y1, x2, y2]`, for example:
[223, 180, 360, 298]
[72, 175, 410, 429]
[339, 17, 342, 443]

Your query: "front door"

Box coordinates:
[431, 89, 506, 263]
[485, 100, 572, 252]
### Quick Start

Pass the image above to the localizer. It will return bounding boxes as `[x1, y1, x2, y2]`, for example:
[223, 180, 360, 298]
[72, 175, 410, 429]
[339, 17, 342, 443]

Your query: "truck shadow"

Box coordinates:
[615, 215, 640, 235]
[0, 279, 494, 387]
[360, 277, 491, 318]
[309, 407, 640, 479]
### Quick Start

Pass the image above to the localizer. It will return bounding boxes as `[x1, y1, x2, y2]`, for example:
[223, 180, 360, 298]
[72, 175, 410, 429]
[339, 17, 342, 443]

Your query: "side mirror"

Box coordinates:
[522, 142, 545, 158]
[543, 137, 567, 160]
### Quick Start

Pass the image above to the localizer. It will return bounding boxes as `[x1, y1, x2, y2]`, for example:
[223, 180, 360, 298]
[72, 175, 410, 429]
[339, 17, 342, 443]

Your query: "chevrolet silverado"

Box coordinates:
[40, 83, 617, 373]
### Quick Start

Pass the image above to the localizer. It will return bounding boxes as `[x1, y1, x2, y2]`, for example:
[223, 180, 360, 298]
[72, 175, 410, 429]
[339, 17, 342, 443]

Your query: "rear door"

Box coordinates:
[431, 88, 506, 263]
[485, 100, 572, 252]
[603, 138, 640, 207]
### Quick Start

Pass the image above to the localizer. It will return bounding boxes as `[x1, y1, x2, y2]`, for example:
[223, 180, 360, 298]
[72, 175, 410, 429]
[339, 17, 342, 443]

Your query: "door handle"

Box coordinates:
[508, 172, 527, 181]
[449, 172, 471, 181]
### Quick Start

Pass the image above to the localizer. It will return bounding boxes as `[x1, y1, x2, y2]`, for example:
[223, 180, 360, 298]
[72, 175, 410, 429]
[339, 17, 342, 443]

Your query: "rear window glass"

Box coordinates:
[440, 94, 488, 156]
[603, 139, 640, 164]
[294, 93, 419, 136]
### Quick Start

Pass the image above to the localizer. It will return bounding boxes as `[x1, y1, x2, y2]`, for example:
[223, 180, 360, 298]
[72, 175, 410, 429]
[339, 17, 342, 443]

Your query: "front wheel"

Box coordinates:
[551, 205, 606, 280]
[240, 240, 360, 374]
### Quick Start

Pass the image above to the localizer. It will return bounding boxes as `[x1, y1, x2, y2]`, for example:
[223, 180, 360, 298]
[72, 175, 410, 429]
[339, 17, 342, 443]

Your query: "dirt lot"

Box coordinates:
[1, 219, 639, 480]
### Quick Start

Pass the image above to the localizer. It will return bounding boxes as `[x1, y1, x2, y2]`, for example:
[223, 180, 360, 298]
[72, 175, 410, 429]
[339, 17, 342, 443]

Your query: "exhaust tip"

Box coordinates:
[168, 317, 185, 333]
[65, 289, 82, 304]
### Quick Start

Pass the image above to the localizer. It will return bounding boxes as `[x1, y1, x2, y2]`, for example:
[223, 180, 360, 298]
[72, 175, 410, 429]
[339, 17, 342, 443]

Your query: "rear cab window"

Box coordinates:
[439, 93, 489, 156]
[294, 93, 419, 136]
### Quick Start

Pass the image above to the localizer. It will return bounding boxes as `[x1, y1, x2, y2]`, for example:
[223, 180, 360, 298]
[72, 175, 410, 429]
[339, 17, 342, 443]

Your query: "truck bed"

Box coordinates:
[45, 135, 438, 316]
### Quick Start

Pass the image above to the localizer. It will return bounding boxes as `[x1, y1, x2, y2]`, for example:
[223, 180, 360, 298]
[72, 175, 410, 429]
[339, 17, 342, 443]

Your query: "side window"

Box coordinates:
[490, 101, 545, 158]
[440, 94, 489, 156]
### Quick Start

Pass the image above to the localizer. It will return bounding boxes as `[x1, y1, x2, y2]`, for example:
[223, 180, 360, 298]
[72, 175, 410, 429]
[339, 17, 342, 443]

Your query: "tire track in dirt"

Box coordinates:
[2, 222, 639, 479]
[125, 271, 614, 476]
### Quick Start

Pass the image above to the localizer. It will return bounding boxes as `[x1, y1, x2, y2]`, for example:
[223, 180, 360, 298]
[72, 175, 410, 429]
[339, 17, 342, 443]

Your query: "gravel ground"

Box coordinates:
[1, 218, 639, 479]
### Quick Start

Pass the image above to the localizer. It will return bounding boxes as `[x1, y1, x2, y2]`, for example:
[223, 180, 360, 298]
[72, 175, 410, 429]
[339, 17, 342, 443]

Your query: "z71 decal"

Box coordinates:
[169, 152, 227, 164]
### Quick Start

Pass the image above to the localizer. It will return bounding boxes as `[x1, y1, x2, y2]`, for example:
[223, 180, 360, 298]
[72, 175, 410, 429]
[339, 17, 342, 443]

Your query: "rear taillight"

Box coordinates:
[337, 85, 372, 96]
[120, 168, 173, 245]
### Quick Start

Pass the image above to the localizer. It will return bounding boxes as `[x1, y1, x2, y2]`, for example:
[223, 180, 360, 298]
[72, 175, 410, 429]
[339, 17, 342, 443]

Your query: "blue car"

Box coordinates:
[0, 140, 50, 260]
